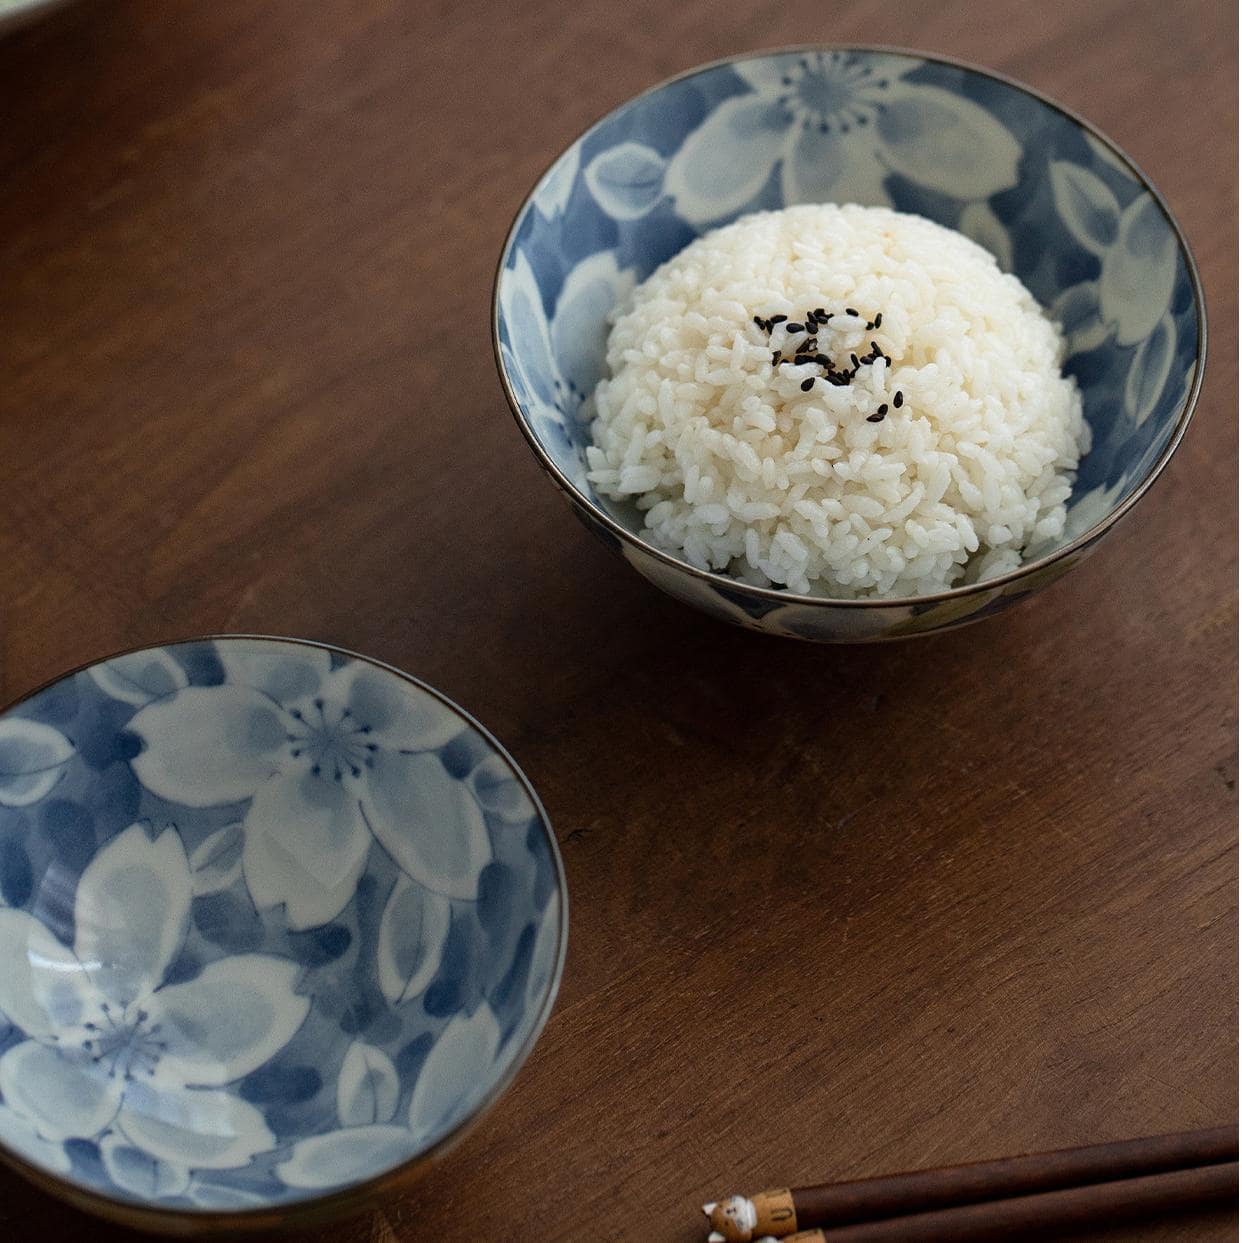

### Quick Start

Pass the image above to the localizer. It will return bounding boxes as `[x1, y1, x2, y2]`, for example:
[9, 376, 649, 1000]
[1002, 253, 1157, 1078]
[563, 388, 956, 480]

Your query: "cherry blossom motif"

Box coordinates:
[0, 638, 565, 1211]
[665, 51, 1022, 223]
[0, 718, 74, 807]
[0, 825, 309, 1194]
[276, 1005, 502, 1190]
[1045, 159, 1180, 425]
[497, 248, 635, 489]
[121, 646, 490, 928]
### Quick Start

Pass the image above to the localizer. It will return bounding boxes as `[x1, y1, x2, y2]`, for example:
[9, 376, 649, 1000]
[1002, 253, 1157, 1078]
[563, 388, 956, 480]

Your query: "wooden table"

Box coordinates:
[0, 1, 1235, 1239]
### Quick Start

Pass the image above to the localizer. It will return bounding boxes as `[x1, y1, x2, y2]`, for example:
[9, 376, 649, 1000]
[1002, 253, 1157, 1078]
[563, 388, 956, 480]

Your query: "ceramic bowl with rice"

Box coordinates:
[493, 46, 1205, 642]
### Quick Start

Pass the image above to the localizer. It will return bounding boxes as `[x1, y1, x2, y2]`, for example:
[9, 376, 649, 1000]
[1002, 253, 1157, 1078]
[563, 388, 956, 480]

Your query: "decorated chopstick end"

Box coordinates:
[702, 1189, 797, 1241]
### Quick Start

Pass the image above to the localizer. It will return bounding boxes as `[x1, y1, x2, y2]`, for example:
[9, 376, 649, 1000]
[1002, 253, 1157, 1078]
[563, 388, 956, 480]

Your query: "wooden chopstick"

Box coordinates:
[770, 1162, 1238, 1241]
[702, 1126, 1237, 1241]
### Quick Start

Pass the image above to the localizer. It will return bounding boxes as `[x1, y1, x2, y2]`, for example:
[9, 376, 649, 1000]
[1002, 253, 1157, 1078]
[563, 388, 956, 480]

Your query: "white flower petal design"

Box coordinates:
[1064, 479, 1127, 539]
[276, 1125, 413, 1190]
[187, 1179, 273, 1209]
[664, 94, 786, 223]
[877, 84, 1021, 199]
[241, 770, 372, 929]
[337, 1040, 400, 1127]
[0, 908, 82, 1038]
[584, 141, 667, 220]
[1049, 160, 1121, 255]
[188, 823, 245, 896]
[88, 651, 188, 707]
[958, 201, 1014, 272]
[535, 145, 579, 220]
[149, 955, 309, 1088]
[734, 50, 923, 95]
[216, 643, 331, 706]
[376, 875, 450, 1006]
[550, 251, 635, 400]
[1100, 194, 1178, 347]
[498, 250, 562, 410]
[0, 1041, 121, 1141]
[524, 894, 561, 1018]
[329, 664, 464, 753]
[74, 825, 191, 1009]
[130, 686, 288, 807]
[361, 752, 491, 900]
[407, 1004, 501, 1144]
[116, 1082, 275, 1170]
[1124, 313, 1175, 426]
[468, 754, 535, 824]
[0, 718, 74, 808]
[781, 122, 889, 208]
[733, 56, 794, 92]
[1050, 281, 1111, 355]
[0, 1102, 71, 1174]
[100, 1134, 191, 1200]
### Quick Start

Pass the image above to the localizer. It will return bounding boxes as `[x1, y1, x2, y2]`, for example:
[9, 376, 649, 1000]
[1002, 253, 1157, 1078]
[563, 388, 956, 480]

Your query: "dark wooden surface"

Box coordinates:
[0, 1, 1236, 1240]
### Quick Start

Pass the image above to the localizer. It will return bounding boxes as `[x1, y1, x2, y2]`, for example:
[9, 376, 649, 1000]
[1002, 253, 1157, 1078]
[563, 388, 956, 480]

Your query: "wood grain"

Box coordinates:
[0, 1, 1235, 1240]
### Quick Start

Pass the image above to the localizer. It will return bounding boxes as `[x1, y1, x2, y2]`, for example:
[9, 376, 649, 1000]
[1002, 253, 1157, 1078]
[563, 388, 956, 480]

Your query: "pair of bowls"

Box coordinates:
[494, 46, 1205, 642]
[0, 45, 1205, 1236]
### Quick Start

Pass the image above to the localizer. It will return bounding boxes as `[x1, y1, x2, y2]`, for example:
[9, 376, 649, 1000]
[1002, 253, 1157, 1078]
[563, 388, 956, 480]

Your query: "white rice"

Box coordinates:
[584, 204, 1089, 599]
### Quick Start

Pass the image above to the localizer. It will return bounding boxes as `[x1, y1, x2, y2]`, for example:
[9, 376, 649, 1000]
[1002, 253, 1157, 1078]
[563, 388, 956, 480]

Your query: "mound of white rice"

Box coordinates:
[584, 204, 1089, 599]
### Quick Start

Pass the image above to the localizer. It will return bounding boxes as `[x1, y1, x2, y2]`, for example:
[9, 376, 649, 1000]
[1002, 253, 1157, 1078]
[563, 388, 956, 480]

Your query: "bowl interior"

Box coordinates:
[497, 48, 1201, 580]
[0, 638, 564, 1216]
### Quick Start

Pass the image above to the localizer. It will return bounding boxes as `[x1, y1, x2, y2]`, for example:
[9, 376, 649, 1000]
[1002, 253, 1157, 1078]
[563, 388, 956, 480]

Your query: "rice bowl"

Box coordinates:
[493, 46, 1204, 641]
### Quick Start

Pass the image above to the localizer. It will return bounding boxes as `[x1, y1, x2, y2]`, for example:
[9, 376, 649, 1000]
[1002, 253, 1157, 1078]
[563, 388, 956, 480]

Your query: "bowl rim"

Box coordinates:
[491, 43, 1208, 612]
[0, 634, 570, 1233]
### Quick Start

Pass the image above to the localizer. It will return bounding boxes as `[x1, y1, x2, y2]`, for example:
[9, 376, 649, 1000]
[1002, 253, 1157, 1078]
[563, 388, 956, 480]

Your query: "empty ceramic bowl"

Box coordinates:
[0, 637, 566, 1231]
[493, 46, 1205, 642]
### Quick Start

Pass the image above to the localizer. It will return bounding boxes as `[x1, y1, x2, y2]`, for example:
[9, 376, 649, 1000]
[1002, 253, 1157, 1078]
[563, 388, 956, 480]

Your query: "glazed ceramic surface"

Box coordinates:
[494, 47, 1204, 642]
[0, 638, 565, 1222]
[0, 0, 75, 33]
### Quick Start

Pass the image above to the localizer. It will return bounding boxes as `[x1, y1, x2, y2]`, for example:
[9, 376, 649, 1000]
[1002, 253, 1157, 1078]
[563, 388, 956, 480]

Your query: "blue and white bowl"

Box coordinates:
[0, 638, 566, 1231]
[493, 46, 1206, 642]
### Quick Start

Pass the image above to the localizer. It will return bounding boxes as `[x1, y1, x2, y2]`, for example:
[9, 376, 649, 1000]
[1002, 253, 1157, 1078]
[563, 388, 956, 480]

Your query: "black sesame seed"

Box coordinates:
[800, 377, 815, 392]
[770, 314, 787, 324]
[753, 316, 764, 328]
[850, 353, 859, 368]
[786, 322, 803, 333]
[794, 354, 815, 365]
[846, 307, 859, 316]
[877, 403, 888, 416]
[866, 411, 886, 423]
[772, 350, 781, 365]
[815, 353, 831, 366]
[894, 390, 904, 408]
[874, 312, 883, 327]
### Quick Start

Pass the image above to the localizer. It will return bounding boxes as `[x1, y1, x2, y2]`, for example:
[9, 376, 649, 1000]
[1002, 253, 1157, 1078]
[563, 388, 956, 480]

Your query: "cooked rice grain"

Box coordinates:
[584, 204, 1088, 598]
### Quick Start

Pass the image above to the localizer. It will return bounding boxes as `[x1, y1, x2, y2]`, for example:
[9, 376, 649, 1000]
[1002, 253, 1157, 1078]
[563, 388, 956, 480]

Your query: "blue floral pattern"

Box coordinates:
[495, 48, 1204, 642]
[0, 639, 565, 1216]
